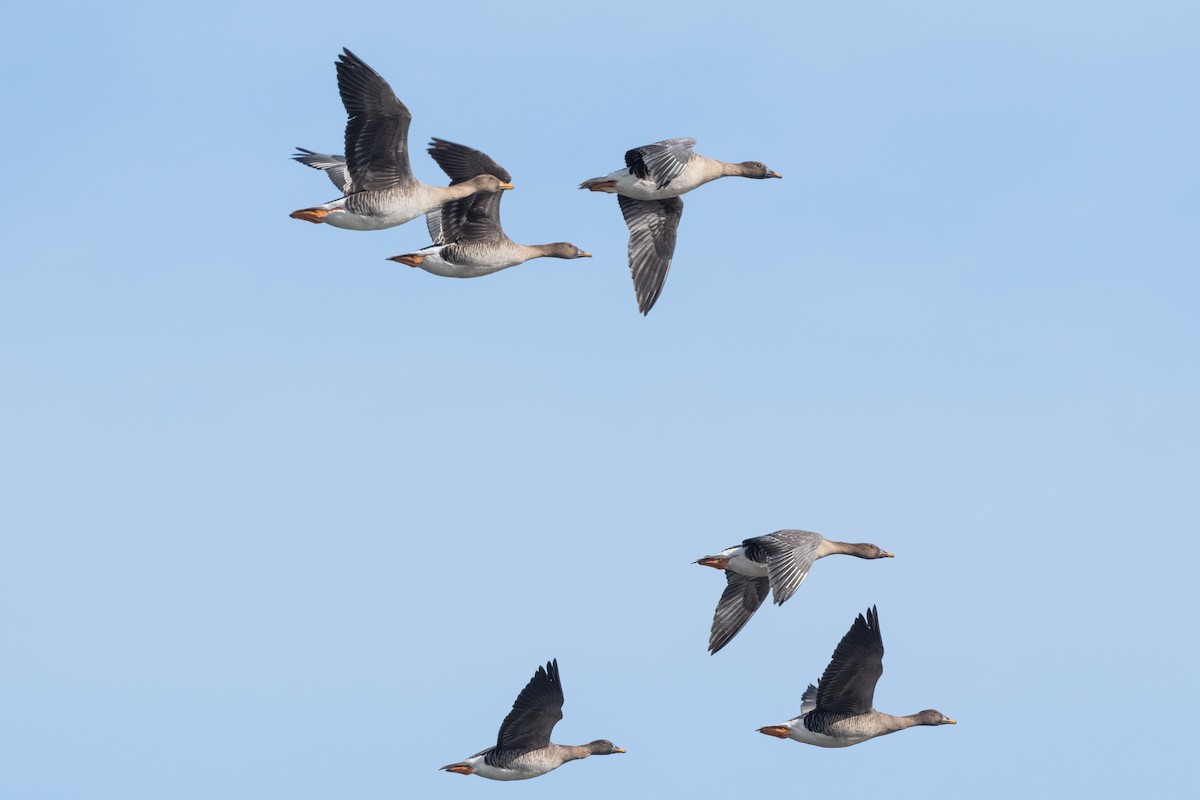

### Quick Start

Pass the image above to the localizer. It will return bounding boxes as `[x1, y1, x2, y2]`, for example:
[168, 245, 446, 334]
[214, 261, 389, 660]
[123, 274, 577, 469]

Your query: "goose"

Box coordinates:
[440, 659, 625, 781]
[387, 139, 592, 276]
[579, 137, 780, 314]
[697, 529, 892, 654]
[757, 606, 955, 747]
[289, 49, 512, 230]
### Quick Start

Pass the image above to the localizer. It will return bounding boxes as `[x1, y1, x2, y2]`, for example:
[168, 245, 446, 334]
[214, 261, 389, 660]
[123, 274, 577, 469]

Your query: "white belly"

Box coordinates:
[462, 753, 555, 781]
[415, 248, 518, 278]
[788, 722, 858, 748]
[323, 209, 419, 230]
[725, 548, 768, 577]
[471, 762, 541, 781]
[320, 187, 441, 230]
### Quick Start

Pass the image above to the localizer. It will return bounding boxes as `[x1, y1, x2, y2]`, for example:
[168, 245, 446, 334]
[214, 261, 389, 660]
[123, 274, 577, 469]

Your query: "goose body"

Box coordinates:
[290, 50, 512, 230]
[440, 660, 624, 781]
[392, 242, 587, 278]
[299, 184, 473, 231]
[388, 139, 590, 277]
[696, 530, 893, 654]
[581, 149, 741, 201]
[757, 607, 956, 748]
[580, 137, 780, 314]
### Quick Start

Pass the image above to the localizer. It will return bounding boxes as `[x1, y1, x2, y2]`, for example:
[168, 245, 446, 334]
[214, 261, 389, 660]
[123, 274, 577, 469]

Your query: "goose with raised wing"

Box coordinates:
[758, 606, 956, 747]
[388, 139, 591, 276]
[440, 660, 625, 781]
[580, 137, 780, 314]
[290, 49, 512, 230]
[697, 529, 892, 654]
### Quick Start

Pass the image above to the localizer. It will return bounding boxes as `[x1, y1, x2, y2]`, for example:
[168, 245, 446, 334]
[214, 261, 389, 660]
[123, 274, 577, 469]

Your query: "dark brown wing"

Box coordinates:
[492, 660, 565, 757]
[426, 139, 511, 244]
[815, 606, 884, 715]
[335, 48, 413, 192]
[427, 138, 512, 184]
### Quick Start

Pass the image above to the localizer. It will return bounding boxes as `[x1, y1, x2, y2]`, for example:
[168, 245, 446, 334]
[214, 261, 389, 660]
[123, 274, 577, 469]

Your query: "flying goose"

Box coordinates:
[289, 49, 512, 230]
[697, 529, 892, 654]
[758, 606, 956, 747]
[387, 139, 592, 276]
[579, 138, 780, 314]
[440, 659, 625, 781]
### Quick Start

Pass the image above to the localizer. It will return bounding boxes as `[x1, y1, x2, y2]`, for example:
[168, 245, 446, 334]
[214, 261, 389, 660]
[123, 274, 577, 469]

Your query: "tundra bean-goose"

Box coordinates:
[697, 529, 892, 654]
[579, 137, 780, 314]
[289, 49, 512, 230]
[440, 659, 624, 781]
[386, 139, 592, 276]
[758, 606, 955, 747]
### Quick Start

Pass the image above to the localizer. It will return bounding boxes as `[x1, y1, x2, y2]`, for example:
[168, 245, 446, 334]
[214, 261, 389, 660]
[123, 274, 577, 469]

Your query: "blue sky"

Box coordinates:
[2, 1, 1197, 797]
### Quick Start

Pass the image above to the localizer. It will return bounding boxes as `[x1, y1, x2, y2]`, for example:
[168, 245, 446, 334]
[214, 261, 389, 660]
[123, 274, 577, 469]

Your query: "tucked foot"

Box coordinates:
[695, 557, 731, 570]
[586, 180, 618, 192]
[388, 254, 424, 267]
[758, 725, 791, 739]
[290, 207, 331, 224]
[441, 764, 474, 776]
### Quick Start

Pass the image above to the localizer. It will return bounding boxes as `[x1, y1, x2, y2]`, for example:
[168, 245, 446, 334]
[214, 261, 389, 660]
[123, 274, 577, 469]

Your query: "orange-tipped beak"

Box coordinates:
[499, 183, 515, 190]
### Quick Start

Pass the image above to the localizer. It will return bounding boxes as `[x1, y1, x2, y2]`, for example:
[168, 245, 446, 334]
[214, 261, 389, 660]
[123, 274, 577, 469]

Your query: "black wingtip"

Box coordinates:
[859, 605, 879, 633]
[337, 47, 376, 76]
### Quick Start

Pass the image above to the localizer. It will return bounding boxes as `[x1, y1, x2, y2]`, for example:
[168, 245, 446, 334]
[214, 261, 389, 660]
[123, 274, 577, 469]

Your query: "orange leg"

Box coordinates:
[444, 765, 474, 775]
[587, 180, 618, 192]
[388, 254, 424, 267]
[758, 726, 791, 739]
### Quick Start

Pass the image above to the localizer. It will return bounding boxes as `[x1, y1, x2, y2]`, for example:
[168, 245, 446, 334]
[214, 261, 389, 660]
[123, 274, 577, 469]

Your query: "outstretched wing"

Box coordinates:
[815, 606, 885, 716]
[292, 148, 353, 194]
[336, 48, 413, 192]
[617, 195, 684, 315]
[708, 571, 770, 654]
[492, 660, 565, 758]
[427, 137, 512, 185]
[426, 138, 511, 243]
[799, 682, 820, 717]
[743, 530, 823, 606]
[624, 137, 696, 189]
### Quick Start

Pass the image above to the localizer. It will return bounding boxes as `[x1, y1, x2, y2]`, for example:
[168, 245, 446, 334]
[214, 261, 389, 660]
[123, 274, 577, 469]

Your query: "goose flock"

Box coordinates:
[289, 48, 955, 780]
[291, 48, 779, 315]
